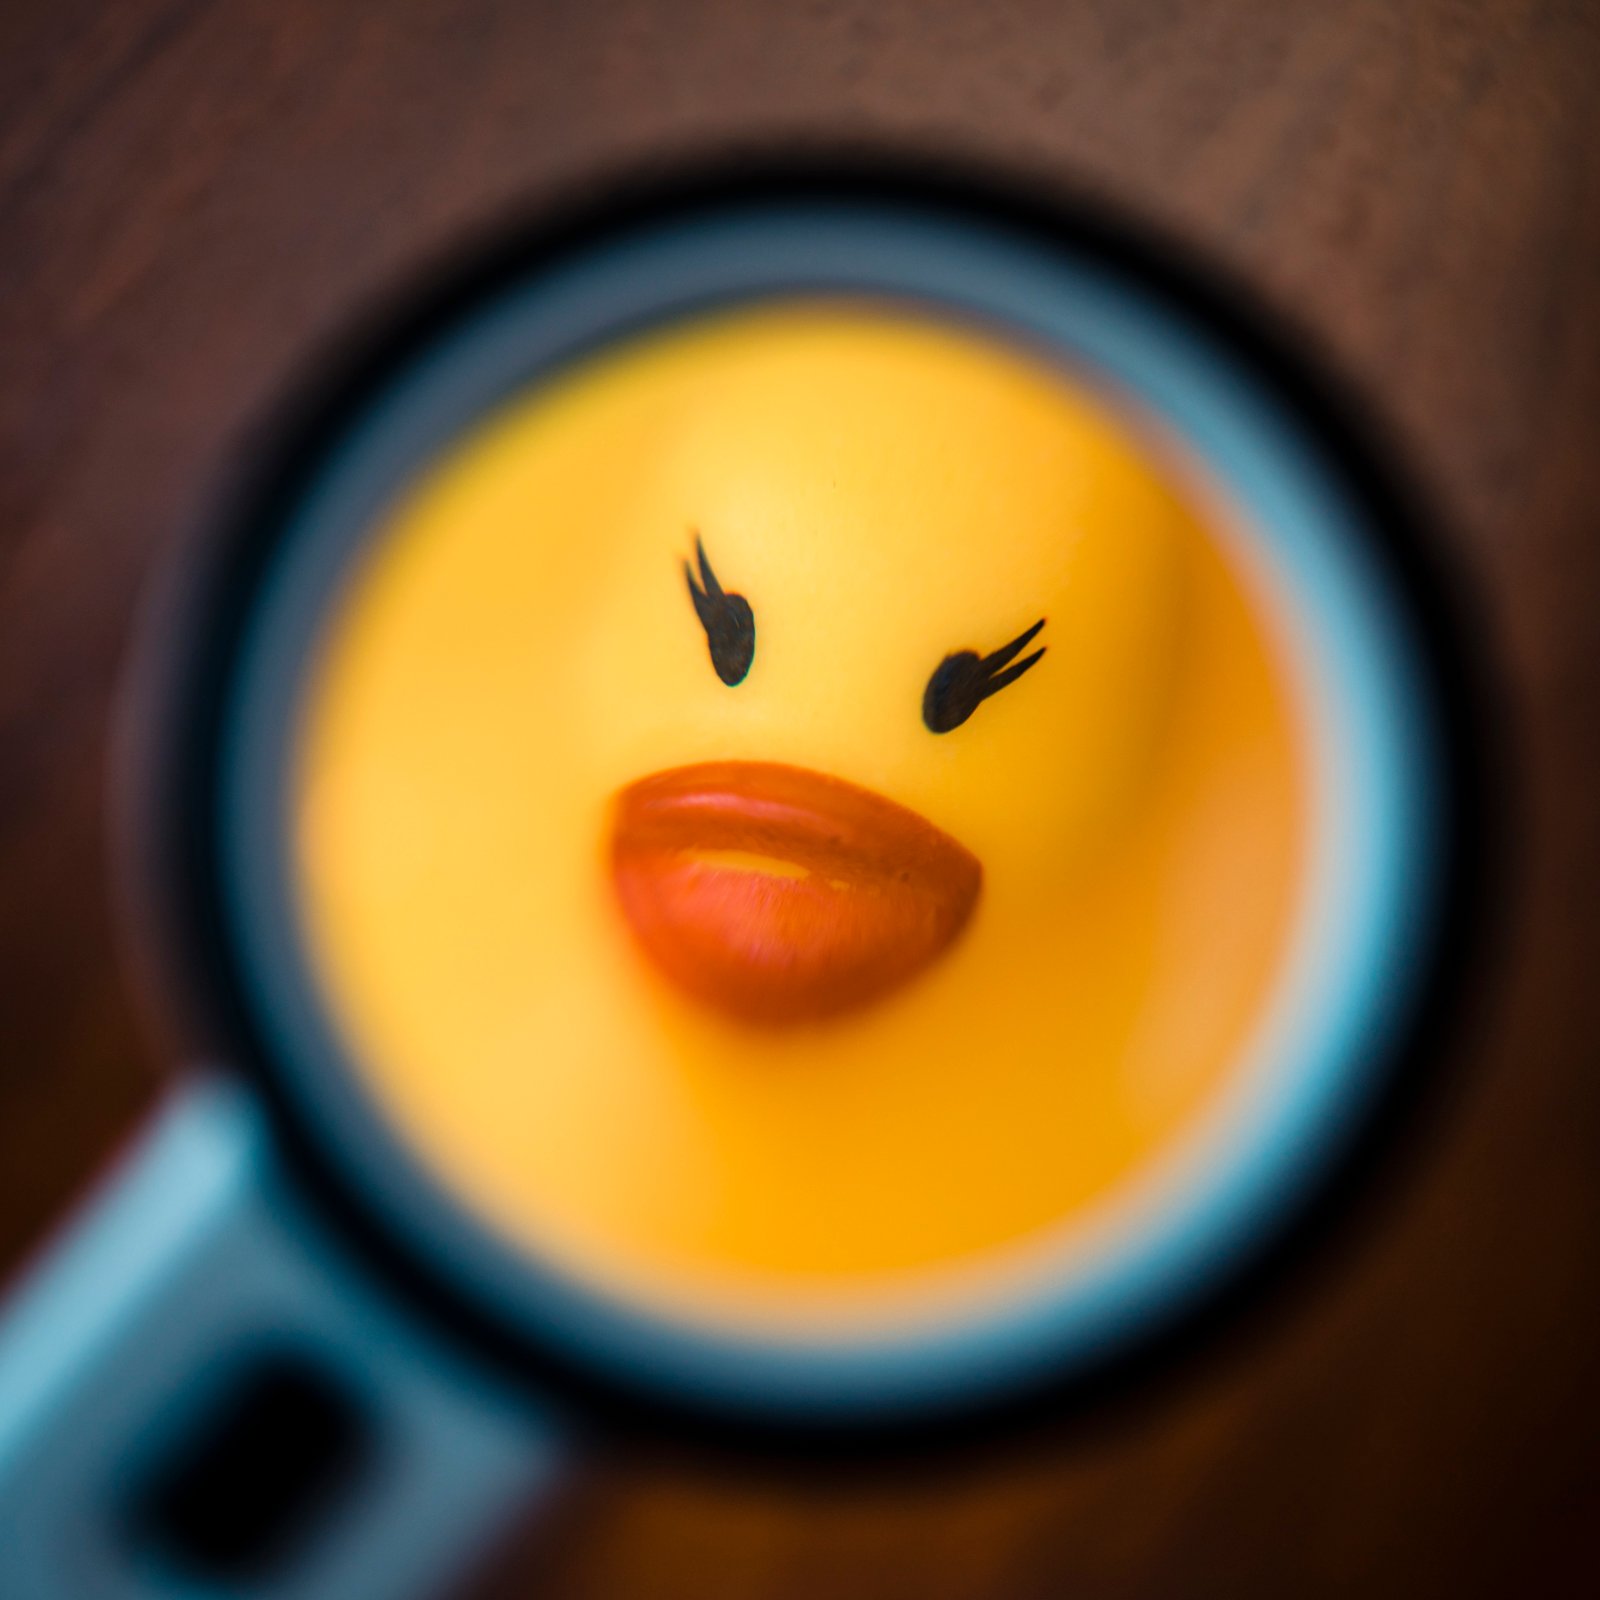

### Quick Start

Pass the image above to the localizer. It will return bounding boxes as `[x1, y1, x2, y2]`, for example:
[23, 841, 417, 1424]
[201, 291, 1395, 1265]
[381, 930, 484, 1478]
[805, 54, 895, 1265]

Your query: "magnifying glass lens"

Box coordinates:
[286, 300, 1307, 1336]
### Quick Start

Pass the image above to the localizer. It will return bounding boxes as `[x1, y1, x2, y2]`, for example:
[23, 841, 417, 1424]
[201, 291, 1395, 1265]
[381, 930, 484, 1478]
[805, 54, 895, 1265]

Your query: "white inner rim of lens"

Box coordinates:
[220, 204, 1441, 1420]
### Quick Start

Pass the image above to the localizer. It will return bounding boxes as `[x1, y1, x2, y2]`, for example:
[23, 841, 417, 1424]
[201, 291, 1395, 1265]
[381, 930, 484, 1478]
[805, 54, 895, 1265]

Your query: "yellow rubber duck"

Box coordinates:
[294, 303, 1307, 1329]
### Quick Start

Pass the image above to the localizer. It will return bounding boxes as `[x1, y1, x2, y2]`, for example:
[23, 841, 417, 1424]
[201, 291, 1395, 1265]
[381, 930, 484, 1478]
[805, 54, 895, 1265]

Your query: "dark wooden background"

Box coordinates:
[3, 2, 1598, 1594]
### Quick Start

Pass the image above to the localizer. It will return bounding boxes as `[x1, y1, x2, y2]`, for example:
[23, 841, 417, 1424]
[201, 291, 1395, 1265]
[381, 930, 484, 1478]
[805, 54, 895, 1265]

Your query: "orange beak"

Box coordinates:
[609, 761, 982, 1027]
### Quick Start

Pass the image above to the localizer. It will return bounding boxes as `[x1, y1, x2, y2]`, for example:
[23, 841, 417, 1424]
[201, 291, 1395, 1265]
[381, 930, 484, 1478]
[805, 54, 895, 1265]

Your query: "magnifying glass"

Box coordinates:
[0, 162, 1482, 1599]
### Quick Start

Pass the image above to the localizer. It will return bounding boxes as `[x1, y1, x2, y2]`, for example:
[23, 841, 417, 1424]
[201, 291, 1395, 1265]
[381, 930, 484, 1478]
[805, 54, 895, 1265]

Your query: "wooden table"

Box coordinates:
[3, 3, 1597, 1594]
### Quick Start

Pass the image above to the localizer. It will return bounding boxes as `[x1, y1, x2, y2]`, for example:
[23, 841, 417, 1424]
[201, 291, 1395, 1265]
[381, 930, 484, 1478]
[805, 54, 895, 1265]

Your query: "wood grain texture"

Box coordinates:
[2, 2, 1598, 1594]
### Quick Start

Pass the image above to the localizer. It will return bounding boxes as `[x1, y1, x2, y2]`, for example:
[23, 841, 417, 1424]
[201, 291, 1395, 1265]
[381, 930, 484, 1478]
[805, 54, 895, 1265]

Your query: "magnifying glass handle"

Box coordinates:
[0, 1074, 564, 1599]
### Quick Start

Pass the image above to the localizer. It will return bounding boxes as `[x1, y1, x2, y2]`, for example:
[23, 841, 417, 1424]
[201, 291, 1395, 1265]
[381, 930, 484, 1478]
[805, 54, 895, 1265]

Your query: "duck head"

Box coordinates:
[590, 308, 1188, 1029]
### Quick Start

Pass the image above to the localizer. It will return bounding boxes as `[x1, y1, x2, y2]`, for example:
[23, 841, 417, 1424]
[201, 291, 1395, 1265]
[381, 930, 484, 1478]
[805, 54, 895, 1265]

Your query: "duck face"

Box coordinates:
[580, 307, 1188, 1026]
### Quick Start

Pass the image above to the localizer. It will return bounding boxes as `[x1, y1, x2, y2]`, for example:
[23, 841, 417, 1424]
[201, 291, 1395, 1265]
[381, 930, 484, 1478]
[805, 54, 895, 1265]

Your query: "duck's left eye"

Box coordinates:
[685, 536, 755, 686]
[922, 617, 1047, 733]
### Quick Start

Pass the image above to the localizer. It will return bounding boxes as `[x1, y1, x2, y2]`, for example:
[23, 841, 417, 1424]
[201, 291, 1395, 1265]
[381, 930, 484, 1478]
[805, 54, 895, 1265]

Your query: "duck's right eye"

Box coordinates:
[685, 535, 756, 686]
[922, 617, 1047, 733]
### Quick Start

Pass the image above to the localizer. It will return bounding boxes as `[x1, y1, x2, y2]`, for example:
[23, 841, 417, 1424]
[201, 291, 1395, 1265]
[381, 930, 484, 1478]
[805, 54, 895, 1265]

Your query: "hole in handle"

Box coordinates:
[120, 1346, 374, 1584]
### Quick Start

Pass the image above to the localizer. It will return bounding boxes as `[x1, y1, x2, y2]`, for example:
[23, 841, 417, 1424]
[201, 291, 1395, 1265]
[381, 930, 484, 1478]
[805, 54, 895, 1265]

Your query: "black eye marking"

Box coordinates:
[685, 535, 755, 686]
[922, 618, 1047, 733]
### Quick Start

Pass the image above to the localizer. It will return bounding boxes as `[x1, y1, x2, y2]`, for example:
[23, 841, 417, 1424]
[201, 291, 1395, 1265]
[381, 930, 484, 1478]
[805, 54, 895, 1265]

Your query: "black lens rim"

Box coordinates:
[131, 150, 1505, 1463]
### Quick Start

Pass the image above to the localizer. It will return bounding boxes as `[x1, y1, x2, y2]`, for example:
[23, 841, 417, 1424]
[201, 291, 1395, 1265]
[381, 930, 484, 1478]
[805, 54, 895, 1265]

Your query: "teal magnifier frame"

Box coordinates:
[0, 161, 1486, 1600]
